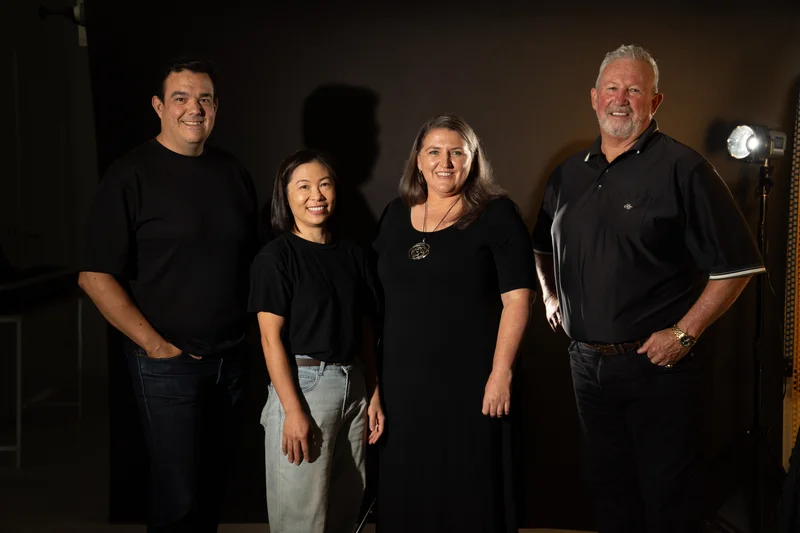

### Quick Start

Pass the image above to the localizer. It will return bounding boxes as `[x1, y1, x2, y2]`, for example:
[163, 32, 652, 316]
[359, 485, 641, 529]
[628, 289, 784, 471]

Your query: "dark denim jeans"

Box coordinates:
[124, 340, 246, 533]
[569, 341, 706, 533]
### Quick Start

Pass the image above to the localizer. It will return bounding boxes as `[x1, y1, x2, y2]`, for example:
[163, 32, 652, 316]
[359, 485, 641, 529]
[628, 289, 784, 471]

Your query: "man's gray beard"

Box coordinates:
[598, 115, 641, 138]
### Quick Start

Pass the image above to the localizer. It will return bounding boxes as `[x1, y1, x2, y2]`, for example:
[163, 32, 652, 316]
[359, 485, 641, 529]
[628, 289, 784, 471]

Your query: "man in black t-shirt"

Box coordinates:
[533, 45, 764, 533]
[79, 58, 259, 533]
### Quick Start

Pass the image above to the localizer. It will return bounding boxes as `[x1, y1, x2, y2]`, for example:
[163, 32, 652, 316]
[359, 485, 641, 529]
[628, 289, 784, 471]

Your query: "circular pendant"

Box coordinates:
[408, 241, 430, 260]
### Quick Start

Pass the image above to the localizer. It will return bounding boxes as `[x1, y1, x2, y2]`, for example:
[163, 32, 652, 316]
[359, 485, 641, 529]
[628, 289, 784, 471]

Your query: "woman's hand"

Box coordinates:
[482, 368, 512, 417]
[282, 409, 313, 465]
[367, 390, 385, 444]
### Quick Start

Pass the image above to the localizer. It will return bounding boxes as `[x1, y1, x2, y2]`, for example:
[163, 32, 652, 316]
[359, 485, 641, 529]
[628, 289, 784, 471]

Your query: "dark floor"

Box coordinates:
[0, 372, 592, 533]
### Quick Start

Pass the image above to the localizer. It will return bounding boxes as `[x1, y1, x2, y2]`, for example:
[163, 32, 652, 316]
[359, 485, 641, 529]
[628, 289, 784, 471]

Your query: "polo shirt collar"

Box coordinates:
[584, 119, 660, 163]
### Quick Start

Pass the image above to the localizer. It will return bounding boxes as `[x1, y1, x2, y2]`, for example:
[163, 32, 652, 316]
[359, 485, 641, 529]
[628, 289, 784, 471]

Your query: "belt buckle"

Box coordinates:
[591, 342, 623, 355]
[602, 343, 620, 355]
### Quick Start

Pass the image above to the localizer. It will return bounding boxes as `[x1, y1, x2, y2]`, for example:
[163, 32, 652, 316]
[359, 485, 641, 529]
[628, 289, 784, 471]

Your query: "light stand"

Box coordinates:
[749, 160, 781, 533]
[355, 497, 376, 533]
[706, 126, 787, 533]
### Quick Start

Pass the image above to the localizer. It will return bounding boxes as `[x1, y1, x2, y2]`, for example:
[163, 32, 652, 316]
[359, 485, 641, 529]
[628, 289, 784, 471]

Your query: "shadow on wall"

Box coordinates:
[525, 140, 594, 230]
[258, 84, 382, 246]
[514, 138, 596, 529]
[303, 84, 381, 247]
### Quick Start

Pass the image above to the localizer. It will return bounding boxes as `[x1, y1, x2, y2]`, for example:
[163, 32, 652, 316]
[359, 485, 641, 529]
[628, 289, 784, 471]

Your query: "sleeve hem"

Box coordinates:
[78, 267, 127, 278]
[498, 282, 537, 295]
[248, 308, 287, 318]
[708, 266, 766, 280]
[533, 249, 553, 255]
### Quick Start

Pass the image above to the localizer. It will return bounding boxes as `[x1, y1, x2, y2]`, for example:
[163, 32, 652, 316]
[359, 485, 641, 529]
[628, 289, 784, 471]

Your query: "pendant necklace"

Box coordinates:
[408, 198, 460, 260]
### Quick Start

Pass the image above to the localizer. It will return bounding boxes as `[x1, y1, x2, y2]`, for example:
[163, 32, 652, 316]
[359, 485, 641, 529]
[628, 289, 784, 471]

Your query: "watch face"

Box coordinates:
[680, 337, 693, 347]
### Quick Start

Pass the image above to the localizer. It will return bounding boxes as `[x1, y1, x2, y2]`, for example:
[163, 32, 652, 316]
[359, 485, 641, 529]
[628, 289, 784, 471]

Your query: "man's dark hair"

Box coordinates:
[156, 57, 218, 101]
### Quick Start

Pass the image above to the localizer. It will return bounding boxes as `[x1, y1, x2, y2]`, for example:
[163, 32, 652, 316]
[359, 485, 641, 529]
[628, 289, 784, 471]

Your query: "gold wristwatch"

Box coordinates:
[672, 324, 696, 348]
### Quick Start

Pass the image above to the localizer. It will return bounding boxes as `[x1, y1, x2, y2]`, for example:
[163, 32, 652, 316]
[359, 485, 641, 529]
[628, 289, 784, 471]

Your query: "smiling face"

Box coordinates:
[591, 58, 663, 141]
[416, 128, 474, 200]
[286, 161, 336, 234]
[152, 70, 217, 156]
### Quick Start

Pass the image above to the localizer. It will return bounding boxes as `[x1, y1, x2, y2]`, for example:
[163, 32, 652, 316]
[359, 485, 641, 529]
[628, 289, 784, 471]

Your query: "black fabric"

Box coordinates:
[373, 196, 535, 533]
[248, 232, 378, 364]
[124, 340, 247, 533]
[569, 342, 705, 533]
[82, 139, 260, 357]
[532, 120, 764, 344]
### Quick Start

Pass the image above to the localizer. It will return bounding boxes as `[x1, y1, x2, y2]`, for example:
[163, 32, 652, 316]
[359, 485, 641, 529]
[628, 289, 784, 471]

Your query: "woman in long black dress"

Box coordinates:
[374, 115, 536, 532]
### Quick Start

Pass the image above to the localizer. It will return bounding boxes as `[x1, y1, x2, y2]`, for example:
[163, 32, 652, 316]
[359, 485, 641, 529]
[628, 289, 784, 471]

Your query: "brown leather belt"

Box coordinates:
[295, 358, 345, 367]
[580, 339, 646, 355]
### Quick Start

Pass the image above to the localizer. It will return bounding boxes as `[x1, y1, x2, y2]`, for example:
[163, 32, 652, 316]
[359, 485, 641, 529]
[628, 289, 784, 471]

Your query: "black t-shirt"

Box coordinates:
[532, 121, 764, 343]
[81, 139, 260, 356]
[248, 233, 378, 364]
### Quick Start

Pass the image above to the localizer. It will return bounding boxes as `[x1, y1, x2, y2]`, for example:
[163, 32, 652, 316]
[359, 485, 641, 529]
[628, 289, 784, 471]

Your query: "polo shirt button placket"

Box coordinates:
[598, 168, 609, 189]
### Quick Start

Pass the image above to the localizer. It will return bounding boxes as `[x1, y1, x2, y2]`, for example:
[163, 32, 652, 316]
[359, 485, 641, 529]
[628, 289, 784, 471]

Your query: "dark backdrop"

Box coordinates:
[85, 0, 800, 529]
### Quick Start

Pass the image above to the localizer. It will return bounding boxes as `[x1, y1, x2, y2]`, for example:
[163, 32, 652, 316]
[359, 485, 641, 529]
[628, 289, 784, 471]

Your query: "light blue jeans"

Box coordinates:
[261, 358, 368, 533]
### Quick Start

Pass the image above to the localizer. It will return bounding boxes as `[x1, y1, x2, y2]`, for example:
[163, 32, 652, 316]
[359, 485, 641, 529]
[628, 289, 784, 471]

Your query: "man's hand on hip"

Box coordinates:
[146, 342, 182, 360]
[637, 328, 691, 367]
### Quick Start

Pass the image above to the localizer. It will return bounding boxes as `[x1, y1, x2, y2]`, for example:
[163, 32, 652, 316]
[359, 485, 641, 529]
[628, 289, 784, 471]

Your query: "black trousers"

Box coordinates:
[124, 341, 246, 533]
[569, 341, 705, 533]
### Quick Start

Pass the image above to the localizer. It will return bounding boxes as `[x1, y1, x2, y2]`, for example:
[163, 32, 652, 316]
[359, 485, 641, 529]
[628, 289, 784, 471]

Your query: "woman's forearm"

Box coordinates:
[491, 288, 533, 375]
[263, 336, 305, 415]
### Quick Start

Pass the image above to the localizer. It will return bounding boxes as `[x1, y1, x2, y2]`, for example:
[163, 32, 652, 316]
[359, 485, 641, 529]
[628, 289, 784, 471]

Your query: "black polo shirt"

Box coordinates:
[532, 120, 764, 344]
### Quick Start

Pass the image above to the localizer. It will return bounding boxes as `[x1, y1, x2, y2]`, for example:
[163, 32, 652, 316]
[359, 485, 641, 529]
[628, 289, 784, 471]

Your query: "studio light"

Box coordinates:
[727, 124, 787, 162]
[713, 122, 788, 533]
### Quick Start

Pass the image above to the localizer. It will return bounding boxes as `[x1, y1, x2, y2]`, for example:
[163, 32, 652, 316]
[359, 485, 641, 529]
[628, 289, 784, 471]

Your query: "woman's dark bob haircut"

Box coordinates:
[271, 148, 337, 234]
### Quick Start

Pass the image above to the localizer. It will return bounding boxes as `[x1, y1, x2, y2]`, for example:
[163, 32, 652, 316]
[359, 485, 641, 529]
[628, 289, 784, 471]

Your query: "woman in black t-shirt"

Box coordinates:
[248, 149, 384, 533]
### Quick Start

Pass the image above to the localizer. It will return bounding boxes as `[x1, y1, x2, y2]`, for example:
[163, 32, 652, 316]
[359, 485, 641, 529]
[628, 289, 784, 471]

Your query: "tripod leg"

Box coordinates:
[354, 497, 376, 533]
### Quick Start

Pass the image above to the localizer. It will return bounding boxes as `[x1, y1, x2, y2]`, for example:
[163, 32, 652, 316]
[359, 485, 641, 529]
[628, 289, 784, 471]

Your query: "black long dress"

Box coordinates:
[373, 197, 536, 533]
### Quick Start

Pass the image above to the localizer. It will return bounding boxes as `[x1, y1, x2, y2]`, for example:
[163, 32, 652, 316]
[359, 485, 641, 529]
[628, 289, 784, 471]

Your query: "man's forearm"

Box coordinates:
[677, 276, 753, 339]
[78, 271, 171, 355]
[534, 252, 557, 302]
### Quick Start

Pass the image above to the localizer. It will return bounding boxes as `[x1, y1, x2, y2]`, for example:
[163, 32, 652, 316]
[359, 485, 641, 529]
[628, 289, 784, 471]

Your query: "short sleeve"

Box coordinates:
[682, 160, 765, 279]
[531, 169, 559, 255]
[248, 248, 293, 317]
[80, 164, 138, 278]
[487, 198, 537, 294]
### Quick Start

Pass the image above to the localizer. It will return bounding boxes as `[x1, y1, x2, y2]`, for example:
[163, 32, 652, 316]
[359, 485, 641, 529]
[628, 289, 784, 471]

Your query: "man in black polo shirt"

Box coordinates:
[79, 58, 260, 532]
[532, 45, 764, 533]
